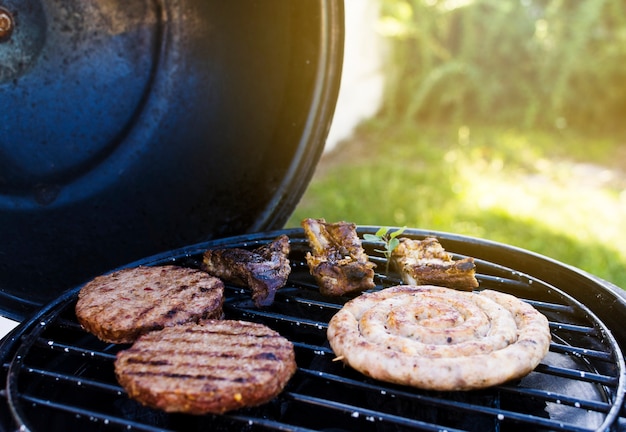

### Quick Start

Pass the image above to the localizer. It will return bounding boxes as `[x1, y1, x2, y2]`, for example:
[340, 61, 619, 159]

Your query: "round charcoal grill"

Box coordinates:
[0, 227, 625, 431]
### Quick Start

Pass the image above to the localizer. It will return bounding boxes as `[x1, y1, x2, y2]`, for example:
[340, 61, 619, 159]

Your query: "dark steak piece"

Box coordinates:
[75, 266, 224, 344]
[114, 320, 297, 414]
[202, 234, 291, 307]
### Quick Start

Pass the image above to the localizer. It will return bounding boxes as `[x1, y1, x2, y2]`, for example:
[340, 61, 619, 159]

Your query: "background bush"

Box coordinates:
[288, 0, 626, 289]
[379, 0, 626, 132]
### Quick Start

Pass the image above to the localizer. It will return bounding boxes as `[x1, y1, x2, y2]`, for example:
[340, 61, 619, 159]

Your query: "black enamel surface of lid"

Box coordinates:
[0, 0, 344, 319]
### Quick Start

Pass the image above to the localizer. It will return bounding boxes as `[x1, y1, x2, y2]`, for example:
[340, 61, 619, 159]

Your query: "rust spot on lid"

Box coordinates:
[0, 7, 14, 42]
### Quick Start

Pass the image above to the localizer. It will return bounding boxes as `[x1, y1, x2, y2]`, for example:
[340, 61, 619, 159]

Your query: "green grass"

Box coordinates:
[287, 120, 626, 290]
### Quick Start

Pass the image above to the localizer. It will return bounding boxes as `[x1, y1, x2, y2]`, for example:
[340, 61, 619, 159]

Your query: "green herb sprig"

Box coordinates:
[363, 226, 407, 274]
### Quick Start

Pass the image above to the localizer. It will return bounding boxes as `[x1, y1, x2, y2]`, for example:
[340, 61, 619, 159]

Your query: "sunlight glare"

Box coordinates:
[423, 0, 475, 11]
[458, 155, 625, 257]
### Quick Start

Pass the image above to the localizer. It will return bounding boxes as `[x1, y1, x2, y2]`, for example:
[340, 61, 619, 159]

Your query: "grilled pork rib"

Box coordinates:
[391, 237, 479, 290]
[301, 218, 376, 296]
[202, 234, 290, 307]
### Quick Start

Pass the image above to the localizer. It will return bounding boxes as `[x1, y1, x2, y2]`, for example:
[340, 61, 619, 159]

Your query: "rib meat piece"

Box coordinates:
[202, 235, 290, 307]
[301, 218, 376, 296]
[390, 237, 479, 291]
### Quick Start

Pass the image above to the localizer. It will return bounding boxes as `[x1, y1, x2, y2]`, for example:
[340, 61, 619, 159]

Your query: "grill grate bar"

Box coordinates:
[478, 273, 542, 287]
[228, 304, 330, 331]
[33, 337, 116, 362]
[284, 390, 597, 432]
[549, 322, 598, 335]
[534, 363, 618, 386]
[18, 362, 324, 432]
[550, 342, 613, 361]
[225, 414, 320, 432]
[297, 367, 611, 429]
[54, 317, 84, 332]
[298, 360, 616, 413]
[498, 385, 613, 414]
[523, 298, 577, 314]
[279, 293, 343, 311]
[18, 394, 173, 432]
[22, 365, 122, 394]
[284, 391, 468, 432]
[292, 341, 334, 356]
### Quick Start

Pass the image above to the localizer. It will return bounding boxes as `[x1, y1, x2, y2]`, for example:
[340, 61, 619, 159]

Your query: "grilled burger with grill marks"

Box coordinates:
[114, 320, 297, 414]
[75, 266, 224, 344]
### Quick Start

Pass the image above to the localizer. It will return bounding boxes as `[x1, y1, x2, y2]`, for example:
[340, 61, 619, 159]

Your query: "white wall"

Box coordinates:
[325, 0, 386, 152]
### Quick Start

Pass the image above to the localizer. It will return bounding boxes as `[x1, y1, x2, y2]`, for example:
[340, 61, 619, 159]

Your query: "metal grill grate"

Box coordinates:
[0, 228, 624, 431]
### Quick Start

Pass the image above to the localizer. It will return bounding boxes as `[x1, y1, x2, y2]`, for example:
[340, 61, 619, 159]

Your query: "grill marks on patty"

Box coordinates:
[114, 320, 297, 414]
[75, 266, 224, 344]
[123, 325, 289, 373]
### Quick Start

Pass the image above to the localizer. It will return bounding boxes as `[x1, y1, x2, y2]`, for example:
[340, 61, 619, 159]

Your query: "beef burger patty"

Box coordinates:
[114, 320, 297, 414]
[76, 265, 224, 344]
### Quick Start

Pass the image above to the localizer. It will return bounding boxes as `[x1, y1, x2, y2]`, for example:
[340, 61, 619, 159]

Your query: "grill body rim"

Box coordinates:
[0, 227, 624, 431]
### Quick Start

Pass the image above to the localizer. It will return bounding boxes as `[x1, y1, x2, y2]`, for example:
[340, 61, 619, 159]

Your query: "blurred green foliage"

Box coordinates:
[378, 0, 626, 132]
[288, 0, 626, 290]
[288, 121, 626, 289]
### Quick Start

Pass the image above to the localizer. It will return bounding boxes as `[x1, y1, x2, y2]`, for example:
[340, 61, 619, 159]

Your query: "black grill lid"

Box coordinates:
[0, 0, 344, 320]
